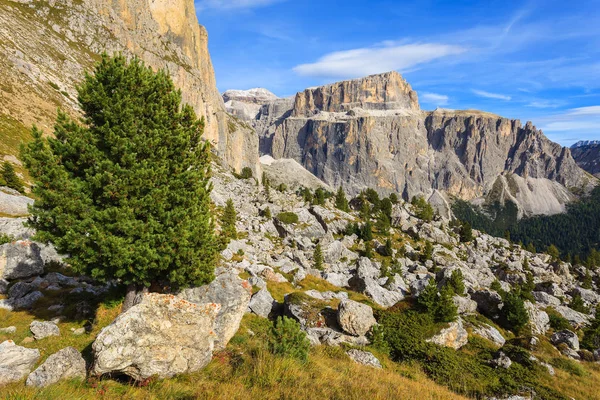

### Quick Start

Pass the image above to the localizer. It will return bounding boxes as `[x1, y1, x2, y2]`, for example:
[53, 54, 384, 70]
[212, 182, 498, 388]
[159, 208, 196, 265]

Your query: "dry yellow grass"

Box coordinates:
[0, 314, 466, 400]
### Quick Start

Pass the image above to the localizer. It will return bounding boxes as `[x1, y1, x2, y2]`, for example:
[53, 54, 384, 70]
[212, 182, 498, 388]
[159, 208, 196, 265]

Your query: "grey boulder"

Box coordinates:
[92, 293, 220, 381]
[0, 340, 40, 385]
[337, 299, 376, 336]
[248, 288, 276, 318]
[426, 319, 468, 350]
[26, 347, 86, 387]
[179, 272, 252, 350]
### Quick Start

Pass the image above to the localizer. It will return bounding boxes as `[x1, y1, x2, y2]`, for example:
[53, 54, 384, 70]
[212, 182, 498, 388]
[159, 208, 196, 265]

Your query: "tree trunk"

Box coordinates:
[121, 284, 148, 314]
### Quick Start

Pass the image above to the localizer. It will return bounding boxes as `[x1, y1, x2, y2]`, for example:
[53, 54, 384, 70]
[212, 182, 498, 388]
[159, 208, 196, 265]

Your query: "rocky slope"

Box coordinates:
[572, 141, 600, 178]
[0, 0, 259, 174]
[2, 160, 600, 396]
[226, 72, 596, 217]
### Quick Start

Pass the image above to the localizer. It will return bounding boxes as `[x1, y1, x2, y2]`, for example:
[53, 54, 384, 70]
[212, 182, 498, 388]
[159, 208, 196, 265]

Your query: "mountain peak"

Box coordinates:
[291, 70, 419, 117]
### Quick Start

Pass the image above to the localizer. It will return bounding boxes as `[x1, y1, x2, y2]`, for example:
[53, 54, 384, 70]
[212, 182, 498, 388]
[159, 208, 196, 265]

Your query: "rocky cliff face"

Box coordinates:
[571, 141, 600, 178]
[0, 0, 259, 174]
[226, 71, 596, 216]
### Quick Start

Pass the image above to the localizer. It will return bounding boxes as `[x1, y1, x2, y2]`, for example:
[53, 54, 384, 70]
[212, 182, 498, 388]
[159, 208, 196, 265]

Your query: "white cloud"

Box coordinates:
[565, 105, 600, 116]
[421, 92, 449, 106]
[293, 43, 466, 79]
[472, 89, 512, 101]
[526, 100, 565, 109]
[536, 105, 600, 145]
[196, 0, 284, 11]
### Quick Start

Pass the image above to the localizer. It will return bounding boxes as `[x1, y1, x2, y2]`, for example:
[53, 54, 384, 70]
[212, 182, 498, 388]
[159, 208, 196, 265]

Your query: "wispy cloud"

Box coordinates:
[293, 42, 466, 79]
[196, 0, 284, 11]
[421, 92, 449, 106]
[537, 105, 600, 145]
[472, 89, 511, 101]
[526, 100, 565, 109]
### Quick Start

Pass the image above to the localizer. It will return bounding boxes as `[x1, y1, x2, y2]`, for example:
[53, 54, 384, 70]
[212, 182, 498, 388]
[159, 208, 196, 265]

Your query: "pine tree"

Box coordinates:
[381, 238, 393, 257]
[221, 198, 237, 242]
[21, 54, 217, 312]
[364, 240, 373, 259]
[362, 221, 373, 241]
[263, 207, 272, 219]
[314, 188, 325, 205]
[448, 269, 465, 296]
[459, 221, 473, 242]
[389, 193, 399, 204]
[335, 186, 349, 212]
[1, 162, 24, 193]
[417, 278, 438, 314]
[421, 241, 434, 262]
[435, 284, 458, 322]
[313, 243, 324, 270]
[547, 244, 560, 261]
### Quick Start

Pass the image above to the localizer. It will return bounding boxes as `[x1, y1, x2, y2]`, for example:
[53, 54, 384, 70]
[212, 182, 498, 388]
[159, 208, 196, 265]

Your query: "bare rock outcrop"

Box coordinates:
[236, 71, 594, 216]
[26, 347, 86, 387]
[0, 0, 259, 175]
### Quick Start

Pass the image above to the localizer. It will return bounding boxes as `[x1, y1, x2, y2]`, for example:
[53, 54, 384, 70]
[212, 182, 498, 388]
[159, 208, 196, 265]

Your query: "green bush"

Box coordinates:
[548, 310, 572, 331]
[0, 233, 14, 245]
[416, 279, 457, 323]
[277, 212, 299, 224]
[1, 161, 24, 193]
[499, 290, 529, 333]
[238, 167, 253, 179]
[448, 270, 465, 296]
[313, 243, 323, 270]
[582, 307, 600, 351]
[269, 316, 310, 362]
[570, 294, 590, 314]
[411, 196, 434, 222]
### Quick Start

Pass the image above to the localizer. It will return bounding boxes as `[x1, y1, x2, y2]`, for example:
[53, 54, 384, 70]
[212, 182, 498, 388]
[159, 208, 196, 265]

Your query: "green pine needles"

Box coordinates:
[21, 54, 217, 292]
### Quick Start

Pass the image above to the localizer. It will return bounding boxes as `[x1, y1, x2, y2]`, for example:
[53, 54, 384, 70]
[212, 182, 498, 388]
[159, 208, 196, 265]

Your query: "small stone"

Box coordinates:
[72, 328, 86, 336]
[0, 327, 16, 334]
[21, 337, 34, 344]
[346, 349, 382, 369]
[248, 289, 276, 318]
[30, 321, 60, 340]
[0, 340, 40, 385]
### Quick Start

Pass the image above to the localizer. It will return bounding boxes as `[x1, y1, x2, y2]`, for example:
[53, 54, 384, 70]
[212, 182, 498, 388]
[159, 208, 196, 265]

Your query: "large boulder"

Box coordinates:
[0, 290, 43, 311]
[426, 319, 468, 350]
[0, 340, 40, 385]
[0, 241, 44, 280]
[337, 299, 376, 336]
[553, 306, 591, 327]
[26, 347, 86, 387]
[30, 321, 60, 340]
[0, 218, 34, 240]
[0, 190, 33, 217]
[179, 272, 252, 350]
[92, 293, 220, 381]
[471, 290, 503, 317]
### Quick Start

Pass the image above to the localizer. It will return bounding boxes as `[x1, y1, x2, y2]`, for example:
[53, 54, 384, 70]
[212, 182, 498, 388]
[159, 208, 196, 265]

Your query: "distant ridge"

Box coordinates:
[572, 140, 600, 148]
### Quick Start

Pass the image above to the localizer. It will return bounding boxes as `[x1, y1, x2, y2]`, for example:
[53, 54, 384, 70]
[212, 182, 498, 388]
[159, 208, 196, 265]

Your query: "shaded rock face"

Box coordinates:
[92, 293, 220, 381]
[0, 0, 259, 175]
[571, 141, 600, 177]
[237, 71, 593, 216]
[0, 241, 44, 280]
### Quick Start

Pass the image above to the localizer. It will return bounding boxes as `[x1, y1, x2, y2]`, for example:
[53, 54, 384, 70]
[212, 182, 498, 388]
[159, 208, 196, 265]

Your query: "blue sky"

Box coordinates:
[195, 0, 600, 146]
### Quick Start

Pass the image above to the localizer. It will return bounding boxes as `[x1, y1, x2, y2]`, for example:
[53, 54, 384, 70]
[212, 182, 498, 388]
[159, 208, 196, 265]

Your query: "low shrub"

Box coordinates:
[269, 316, 310, 363]
[277, 212, 299, 224]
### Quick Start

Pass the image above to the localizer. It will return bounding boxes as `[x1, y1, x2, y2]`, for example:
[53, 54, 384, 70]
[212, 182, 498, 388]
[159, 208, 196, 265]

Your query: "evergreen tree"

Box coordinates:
[263, 207, 272, 219]
[1, 161, 24, 193]
[314, 188, 326, 205]
[547, 244, 560, 262]
[435, 284, 458, 323]
[313, 243, 324, 270]
[389, 193, 399, 204]
[303, 188, 314, 204]
[500, 290, 529, 333]
[417, 279, 438, 314]
[335, 186, 350, 212]
[221, 199, 237, 242]
[421, 241, 434, 262]
[21, 54, 217, 312]
[526, 242, 536, 254]
[448, 269, 465, 296]
[582, 307, 600, 351]
[381, 238, 393, 257]
[364, 241, 374, 259]
[459, 221, 473, 243]
[376, 212, 391, 235]
[380, 198, 393, 220]
[362, 221, 374, 241]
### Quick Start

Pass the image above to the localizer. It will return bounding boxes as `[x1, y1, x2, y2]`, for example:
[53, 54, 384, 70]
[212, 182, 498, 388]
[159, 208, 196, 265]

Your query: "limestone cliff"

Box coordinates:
[227, 71, 596, 216]
[571, 141, 600, 178]
[0, 0, 259, 174]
